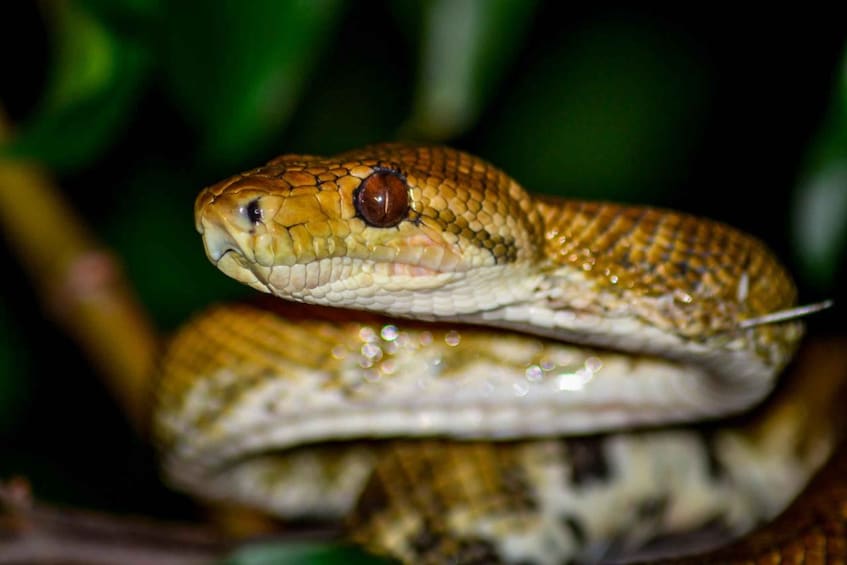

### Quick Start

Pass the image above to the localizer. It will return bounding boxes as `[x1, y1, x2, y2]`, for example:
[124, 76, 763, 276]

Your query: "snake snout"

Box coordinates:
[197, 214, 273, 292]
[196, 205, 249, 264]
[202, 218, 239, 262]
[195, 187, 271, 264]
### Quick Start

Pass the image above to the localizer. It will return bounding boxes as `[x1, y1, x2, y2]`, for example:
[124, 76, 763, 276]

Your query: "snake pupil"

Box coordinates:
[245, 198, 263, 224]
[354, 171, 409, 228]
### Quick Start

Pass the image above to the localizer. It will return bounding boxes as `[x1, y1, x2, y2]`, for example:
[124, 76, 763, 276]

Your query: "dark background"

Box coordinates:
[1, 0, 844, 530]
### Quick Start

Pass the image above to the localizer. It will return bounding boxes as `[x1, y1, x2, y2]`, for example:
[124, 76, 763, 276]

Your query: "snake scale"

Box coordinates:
[154, 144, 845, 563]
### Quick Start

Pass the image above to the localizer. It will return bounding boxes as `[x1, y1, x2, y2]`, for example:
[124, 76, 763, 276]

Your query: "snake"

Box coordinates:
[153, 144, 844, 563]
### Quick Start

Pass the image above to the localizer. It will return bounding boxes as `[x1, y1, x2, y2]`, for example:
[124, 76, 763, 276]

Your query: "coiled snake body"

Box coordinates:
[154, 145, 843, 563]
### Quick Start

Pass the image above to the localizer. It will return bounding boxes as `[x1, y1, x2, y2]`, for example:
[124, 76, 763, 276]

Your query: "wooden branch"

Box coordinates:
[0, 478, 228, 564]
[0, 109, 159, 432]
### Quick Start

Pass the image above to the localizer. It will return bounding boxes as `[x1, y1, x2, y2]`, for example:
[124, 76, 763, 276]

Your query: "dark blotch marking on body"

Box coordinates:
[701, 431, 727, 479]
[561, 514, 587, 546]
[350, 470, 392, 523]
[622, 515, 733, 562]
[637, 495, 669, 520]
[565, 436, 611, 486]
[499, 465, 539, 512]
[409, 522, 505, 564]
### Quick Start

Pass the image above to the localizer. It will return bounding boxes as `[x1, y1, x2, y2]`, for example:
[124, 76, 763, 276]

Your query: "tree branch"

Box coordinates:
[0, 477, 228, 564]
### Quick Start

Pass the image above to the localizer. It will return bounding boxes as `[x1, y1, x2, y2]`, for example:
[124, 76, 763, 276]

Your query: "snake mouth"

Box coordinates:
[215, 250, 270, 293]
[211, 244, 459, 300]
[265, 258, 456, 294]
[210, 244, 236, 264]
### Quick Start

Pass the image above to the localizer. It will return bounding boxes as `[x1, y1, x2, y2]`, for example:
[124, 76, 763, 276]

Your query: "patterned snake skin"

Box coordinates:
[154, 145, 844, 563]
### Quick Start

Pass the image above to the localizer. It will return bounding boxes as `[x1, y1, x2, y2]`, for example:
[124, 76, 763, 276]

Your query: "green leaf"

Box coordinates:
[222, 541, 391, 565]
[477, 18, 711, 202]
[403, 0, 538, 140]
[160, 0, 344, 167]
[792, 163, 847, 288]
[791, 49, 847, 290]
[1, 1, 150, 171]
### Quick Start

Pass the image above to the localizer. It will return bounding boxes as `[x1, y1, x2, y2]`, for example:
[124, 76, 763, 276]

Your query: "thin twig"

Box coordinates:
[0, 478, 228, 564]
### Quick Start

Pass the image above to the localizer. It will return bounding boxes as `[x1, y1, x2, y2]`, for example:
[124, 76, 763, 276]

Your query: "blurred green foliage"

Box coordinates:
[0, 1, 844, 562]
[3, 1, 149, 169]
[161, 0, 344, 165]
[477, 19, 711, 201]
[792, 51, 847, 289]
[400, 0, 538, 140]
[224, 541, 390, 565]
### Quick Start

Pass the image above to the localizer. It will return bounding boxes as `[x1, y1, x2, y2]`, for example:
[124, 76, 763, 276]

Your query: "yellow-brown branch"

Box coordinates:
[0, 108, 158, 432]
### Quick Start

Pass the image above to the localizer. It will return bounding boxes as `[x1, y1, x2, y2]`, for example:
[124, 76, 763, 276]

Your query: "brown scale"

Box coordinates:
[348, 440, 538, 564]
[535, 196, 797, 336]
[154, 303, 358, 446]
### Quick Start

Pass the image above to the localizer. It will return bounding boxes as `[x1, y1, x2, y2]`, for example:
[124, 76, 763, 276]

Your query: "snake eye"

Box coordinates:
[354, 171, 409, 228]
[245, 198, 263, 224]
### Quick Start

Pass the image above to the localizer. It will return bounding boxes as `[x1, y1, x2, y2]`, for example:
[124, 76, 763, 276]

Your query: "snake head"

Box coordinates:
[194, 144, 545, 316]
